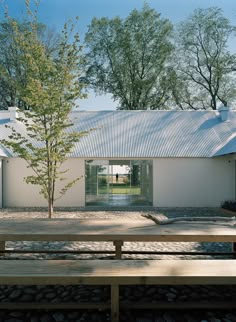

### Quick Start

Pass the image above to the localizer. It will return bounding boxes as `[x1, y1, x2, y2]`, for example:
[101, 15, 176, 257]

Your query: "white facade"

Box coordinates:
[153, 156, 235, 207]
[2, 158, 85, 207]
[0, 159, 2, 208]
[2, 156, 235, 208]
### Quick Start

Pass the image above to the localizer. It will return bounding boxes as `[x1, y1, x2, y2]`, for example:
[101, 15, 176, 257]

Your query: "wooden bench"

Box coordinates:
[1, 218, 236, 259]
[1, 259, 236, 322]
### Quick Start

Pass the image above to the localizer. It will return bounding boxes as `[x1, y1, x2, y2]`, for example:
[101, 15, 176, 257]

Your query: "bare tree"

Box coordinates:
[172, 7, 236, 110]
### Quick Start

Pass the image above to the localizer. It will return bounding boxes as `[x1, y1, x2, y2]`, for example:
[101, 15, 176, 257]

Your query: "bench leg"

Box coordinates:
[111, 284, 119, 322]
[0, 241, 5, 256]
[113, 241, 123, 259]
[232, 243, 236, 258]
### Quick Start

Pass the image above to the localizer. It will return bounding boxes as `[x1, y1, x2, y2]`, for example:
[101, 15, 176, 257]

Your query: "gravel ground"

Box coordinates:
[0, 207, 236, 322]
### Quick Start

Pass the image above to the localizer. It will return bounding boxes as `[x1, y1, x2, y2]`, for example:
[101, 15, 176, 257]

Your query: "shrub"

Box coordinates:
[221, 200, 236, 212]
[98, 177, 107, 186]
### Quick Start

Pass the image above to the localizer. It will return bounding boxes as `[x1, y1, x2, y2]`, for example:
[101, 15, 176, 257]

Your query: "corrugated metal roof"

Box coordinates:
[0, 110, 236, 158]
[0, 146, 8, 157]
[213, 135, 236, 156]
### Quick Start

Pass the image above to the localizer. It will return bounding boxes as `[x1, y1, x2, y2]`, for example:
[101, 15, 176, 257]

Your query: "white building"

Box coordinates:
[0, 107, 235, 208]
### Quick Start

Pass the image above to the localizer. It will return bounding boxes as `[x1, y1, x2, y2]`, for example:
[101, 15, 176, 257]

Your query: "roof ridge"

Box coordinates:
[71, 109, 225, 113]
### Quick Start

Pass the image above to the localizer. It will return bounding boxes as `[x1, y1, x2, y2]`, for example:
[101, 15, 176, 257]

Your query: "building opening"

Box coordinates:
[85, 160, 153, 206]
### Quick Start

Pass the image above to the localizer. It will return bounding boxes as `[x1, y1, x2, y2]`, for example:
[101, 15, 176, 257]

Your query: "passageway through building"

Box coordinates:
[85, 160, 153, 206]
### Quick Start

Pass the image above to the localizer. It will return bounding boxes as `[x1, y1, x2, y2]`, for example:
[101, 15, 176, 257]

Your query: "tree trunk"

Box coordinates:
[48, 199, 53, 219]
[142, 214, 235, 225]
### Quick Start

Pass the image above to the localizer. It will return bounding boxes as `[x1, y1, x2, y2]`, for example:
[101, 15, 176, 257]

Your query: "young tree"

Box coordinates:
[172, 7, 236, 110]
[85, 4, 173, 110]
[1, 3, 86, 218]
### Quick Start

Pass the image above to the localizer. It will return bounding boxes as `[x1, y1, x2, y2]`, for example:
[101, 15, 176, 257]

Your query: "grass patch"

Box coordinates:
[98, 185, 141, 195]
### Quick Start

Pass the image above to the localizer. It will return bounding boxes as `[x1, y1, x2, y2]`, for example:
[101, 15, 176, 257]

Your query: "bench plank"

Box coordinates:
[1, 259, 236, 322]
[1, 259, 236, 285]
[0, 218, 236, 242]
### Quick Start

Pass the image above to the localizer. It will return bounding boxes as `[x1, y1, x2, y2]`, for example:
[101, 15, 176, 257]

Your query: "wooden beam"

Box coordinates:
[111, 284, 119, 322]
[0, 301, 235, 312]
[0, 302, 109, 310]
[113, 240, 123, 259]
[120, 301, 236, 310]
[0, 249, 234, 256]
[0, 241, 5, 256]
[232, 242, 236, 258]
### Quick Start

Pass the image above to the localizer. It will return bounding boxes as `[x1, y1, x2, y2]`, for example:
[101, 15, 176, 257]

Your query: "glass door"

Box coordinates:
[85, 159, 153, 206]
[85, 160, 109, 205]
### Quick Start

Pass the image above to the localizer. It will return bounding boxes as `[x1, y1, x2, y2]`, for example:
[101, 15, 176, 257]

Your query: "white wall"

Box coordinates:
[153, 157, 235, 207]
[2, 156, 235, 208]
[0, 159, 2, 208]
[3, 158, 85, 207]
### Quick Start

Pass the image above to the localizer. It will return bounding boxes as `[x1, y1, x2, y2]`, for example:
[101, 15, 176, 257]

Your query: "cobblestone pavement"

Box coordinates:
[0, 207, 236, 322]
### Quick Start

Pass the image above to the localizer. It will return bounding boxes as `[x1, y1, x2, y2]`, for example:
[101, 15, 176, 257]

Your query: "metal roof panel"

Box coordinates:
[0, 110, 235, 158]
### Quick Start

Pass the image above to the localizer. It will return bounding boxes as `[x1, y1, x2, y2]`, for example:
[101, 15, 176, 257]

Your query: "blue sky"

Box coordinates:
[1, 0, 236, 110]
